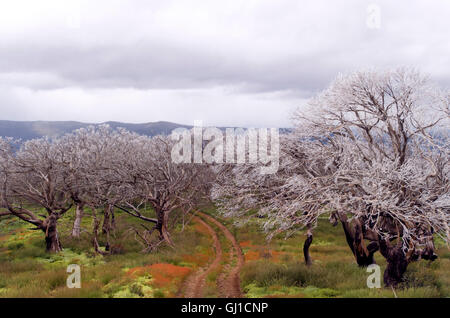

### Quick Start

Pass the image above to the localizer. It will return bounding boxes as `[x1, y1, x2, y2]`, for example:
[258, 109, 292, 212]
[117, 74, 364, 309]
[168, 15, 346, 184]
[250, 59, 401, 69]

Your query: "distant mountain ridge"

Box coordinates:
[0, 120, 193, 140]
[0, 120, 293, 141]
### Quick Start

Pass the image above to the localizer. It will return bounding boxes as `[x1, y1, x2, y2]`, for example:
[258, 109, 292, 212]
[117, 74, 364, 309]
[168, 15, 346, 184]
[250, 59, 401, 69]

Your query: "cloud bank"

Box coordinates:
[0, 0, 449, 127]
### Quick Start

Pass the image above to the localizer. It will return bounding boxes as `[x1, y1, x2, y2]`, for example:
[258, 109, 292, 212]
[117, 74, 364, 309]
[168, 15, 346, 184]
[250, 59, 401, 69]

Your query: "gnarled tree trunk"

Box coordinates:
[303, 227, 313, 266]
[340, 217, 377, 267]
[43, 213, 62, 253]
[378, 237, 410, 287]
[155, 208, 174, 246]
[102, 205, 115, 251]
[72, 203, 84, 238]
[100, 205, 117, 251]
[91, 206, 109, 255]
[110, 207, 116, 231]
[102, 205, 111, 234]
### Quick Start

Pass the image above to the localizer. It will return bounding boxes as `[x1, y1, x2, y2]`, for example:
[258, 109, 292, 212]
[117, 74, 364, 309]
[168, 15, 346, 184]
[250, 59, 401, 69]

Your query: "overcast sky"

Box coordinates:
[0, 0, 449, 127]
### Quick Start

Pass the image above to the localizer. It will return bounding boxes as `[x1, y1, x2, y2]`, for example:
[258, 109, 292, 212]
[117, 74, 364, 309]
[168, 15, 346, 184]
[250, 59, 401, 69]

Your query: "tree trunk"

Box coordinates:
[101, 205, 115, 251]
[110, 207, 116, 231]
[155, 208, 174, 246]
[303, 228, 313, 266]
[367, 241, 379, 263]
[353, 220, 378, 266]
[44, 214, 62, 253]
[71, 203, 84, 238]
[91, 207, 109, 256]
[341, 219, 377, 267]
[378, 238, 410, 287]
[102, 206, 111, 234]
[384, 253, 409, 287]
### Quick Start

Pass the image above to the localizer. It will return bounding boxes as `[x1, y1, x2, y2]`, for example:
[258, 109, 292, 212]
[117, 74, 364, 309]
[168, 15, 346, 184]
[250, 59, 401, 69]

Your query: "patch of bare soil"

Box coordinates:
[197, 212, 245, 298]
[181, 216, 223, 298]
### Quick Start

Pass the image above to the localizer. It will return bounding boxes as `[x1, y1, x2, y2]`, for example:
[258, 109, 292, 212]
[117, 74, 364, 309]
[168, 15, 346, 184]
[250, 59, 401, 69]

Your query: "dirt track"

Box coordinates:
[181, 211, 244, 298]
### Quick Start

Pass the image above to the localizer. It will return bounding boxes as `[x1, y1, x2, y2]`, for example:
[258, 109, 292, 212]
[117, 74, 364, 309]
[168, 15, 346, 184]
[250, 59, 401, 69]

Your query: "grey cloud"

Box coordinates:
[0, 41, 337, 96]
[0, 0, 448, 126]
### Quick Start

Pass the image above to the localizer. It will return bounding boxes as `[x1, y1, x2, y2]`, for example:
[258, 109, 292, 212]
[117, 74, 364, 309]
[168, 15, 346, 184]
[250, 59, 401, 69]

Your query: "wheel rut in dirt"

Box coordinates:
[196, 211, 245, 298]
[182, 216, 222, 298]
[181, 211, 245, 298]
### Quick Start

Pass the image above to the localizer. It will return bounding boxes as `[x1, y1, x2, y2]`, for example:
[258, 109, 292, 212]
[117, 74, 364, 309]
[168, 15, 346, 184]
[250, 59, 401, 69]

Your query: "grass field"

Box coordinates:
[0, 205, 448, 298]
[234, 215, 450, 298]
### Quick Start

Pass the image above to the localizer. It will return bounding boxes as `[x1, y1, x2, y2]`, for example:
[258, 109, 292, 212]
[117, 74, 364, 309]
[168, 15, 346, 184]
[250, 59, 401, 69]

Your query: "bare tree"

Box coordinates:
[60, 126, 144, 253]
[114, 134, 212, 250]
[294, 68, 448, 285]
[213, 68, 449, 285]
[0, 137, 72, 252]
[212, 134, 333, 266]
[1, 125, 214, 255]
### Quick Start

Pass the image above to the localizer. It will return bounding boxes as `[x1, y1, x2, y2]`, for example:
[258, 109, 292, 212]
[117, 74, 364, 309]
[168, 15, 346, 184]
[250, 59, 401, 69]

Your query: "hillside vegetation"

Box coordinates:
[0, 206, 448, 298]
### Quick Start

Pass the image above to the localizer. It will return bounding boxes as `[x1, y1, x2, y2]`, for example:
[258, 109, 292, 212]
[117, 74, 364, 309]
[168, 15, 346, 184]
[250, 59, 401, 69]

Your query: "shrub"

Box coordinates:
[129, 283, 144, 297]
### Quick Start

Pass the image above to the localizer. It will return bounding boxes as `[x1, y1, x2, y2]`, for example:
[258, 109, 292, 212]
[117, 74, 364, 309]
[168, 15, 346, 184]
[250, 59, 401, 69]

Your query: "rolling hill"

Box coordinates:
[0, 120, 192, 140]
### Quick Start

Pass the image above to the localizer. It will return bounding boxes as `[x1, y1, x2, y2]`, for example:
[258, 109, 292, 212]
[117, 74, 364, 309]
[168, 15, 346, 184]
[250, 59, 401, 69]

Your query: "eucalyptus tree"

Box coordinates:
[59, 125, 214, 252]
[212, 68, 449, 285]
[114, 134, 213, 250]
[212, 134, 335, 266]
[55, 127, 93, 238]
[328, 137, 447, 285]
[58, 125, 144, 252]
[0, 137, 72, 252]
[83, 127, 149, 253]
[293, 68, 448, 285]
[0, 125, 213, 255]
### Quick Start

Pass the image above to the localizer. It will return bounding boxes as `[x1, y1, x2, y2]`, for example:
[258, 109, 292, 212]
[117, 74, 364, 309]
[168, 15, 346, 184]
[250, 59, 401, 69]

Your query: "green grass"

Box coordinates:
[238, 217, 449, 298]
[0, 205, 448, 298]
[0, 207, 211, 298]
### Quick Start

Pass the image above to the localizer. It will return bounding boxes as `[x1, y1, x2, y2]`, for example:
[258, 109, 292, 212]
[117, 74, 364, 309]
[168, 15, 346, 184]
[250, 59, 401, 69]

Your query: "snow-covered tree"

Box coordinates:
[213, 68, 449, 285]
